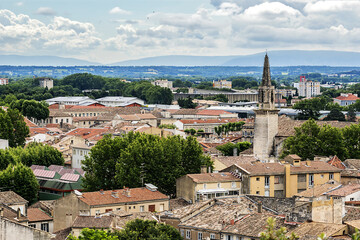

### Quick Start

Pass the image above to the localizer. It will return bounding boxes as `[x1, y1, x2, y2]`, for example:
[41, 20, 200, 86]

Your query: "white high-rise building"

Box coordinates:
[298, 76, 320, 98]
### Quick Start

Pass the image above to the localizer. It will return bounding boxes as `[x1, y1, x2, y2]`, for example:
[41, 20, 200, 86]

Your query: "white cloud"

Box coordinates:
[16, 2, 23, 7]
[35, 7, 56, 16]
[109, 7, 131, 15]
[0, 10, 101, 55]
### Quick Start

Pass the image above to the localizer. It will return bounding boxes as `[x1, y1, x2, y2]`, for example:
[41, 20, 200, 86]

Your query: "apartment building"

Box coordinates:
[222, 155, 341, 198]
[151, 79, 173, 89]
[297, 76, 320, 98]
[213, 80, 232, 89]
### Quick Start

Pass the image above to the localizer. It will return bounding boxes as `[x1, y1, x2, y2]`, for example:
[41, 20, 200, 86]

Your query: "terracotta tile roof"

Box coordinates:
[110, 211, 156, 227]
[179, 118, 239, 125]
[222, 213, 296, 237]
[0, 204, 28, 222]
[0, 191, 28, 204]
[275, 99, 287, 103]
[53, 227, 72, 240]
[66, 105, 106, 109]
[186, 172, 241, 183]
[343, 206, 360, 221]
[79, 187, 168, 206]
[236, 161, 342, 176]
[196, 109, 232, 116]
[341, 169, 360, 177]
[24, 117, 38, 128]
[344, 159, 360, 170]
[27, 208, 52, 222]
[49, 110, 72, 117]
[327, 184, 360, 197]
[327, 156, 346, 170]
[212, 156, 256, 168]
[66, 128, 109, 140]
[169, 198, 192, 211]
[29, 200, 55, 216]
[289, 222, 346, 239]
[335, 94, 360, 101]
[172, 109, 198, 115]
[295, 182, 342, 198]
[178, 198, 270, 231]
[71, 216, 113, 229]
[72, 116, 98, 121]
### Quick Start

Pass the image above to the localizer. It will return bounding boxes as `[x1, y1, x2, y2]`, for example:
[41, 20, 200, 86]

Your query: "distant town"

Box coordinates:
[1, 55, 360, 240]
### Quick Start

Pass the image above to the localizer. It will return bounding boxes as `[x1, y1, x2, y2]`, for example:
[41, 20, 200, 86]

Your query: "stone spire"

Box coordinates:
[261, 53, 271, 87]
[258, 53, 275, 110]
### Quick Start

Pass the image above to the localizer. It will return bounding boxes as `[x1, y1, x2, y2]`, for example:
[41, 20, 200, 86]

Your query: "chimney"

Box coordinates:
[233, 148, 238, 156]
[257, 201, 262, 213]
[111, 191, 118, 198]
[306, 160, 311, 166]
[65, 214, 72, 228]
[200, 166, 207, 174]
[17, 208, 21, 219]
[230, 219, 235, 225]
[126, 188, 131, 197]
[100, 189, 104, 194]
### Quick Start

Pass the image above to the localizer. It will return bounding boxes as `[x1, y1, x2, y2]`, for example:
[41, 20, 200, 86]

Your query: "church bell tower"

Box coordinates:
[253, 54, 279, 161]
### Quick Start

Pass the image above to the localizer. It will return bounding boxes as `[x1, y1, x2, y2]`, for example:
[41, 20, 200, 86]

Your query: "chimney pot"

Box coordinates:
[17, 208, 21, 219]
[257, 201, 262, 213]
[230, 219, 235, 225]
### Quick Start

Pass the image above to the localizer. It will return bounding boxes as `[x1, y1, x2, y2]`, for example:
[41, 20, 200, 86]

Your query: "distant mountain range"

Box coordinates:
[2, 50, 360, 66]
[111, 50, 360, 67]
[0, 55, 99, 66]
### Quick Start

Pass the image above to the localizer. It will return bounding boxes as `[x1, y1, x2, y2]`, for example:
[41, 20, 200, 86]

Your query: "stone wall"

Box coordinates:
[0, 218, 51, 240]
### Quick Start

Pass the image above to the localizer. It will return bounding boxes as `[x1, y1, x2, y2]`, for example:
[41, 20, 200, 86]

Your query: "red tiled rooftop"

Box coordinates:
[79, 187, 168, 206]
[328, 184, 360, 197]
[335, 94, 360, 101]
[66, 128, 109, 140]
[179, 118, 239, 124]
[27, 208, 52, 222]
[24, 117, 38, 128]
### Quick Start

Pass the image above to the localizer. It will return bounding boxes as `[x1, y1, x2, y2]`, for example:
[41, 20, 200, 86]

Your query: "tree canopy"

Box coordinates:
[323, 109, 346, 121]
[10, 99, 49, 121]
[0, 108, 29, 147]
[82, 132, 212, 196]
[281, 119, 360, 160]
[216, 142, 251, 156]
[68, 219, 182, 240]
[178, 97, 197, 109]
[0, 163, 39, 203]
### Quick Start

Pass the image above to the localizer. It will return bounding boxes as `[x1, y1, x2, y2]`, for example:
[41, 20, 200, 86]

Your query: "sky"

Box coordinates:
[0, 0, 360, 64]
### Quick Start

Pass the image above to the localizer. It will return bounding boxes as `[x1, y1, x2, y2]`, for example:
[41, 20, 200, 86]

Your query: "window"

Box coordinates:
[105, 209, 113, 212]
[186, 230, 191, 239]
[66, 119, 69, 123]
[116, 208, 121, 211]
[95, 210, 100, 214]
[198, 232, 203, 240]
[203, 183, 207, 189]
[41, 223, 49, 232]
[350, 198, 355, 201]
[231, 182, 236, 188]
[181, 229, 184, 237]
[321, 174, 324, 178]
[140, 206, 144, 212]
[227, 235, 233, 240]
[265, 176, 270, 187]
[329, 173, 334, 180]
[256, 191, 260, 195]
[29, 224, 36, 228]
[309, 174, 314, 187]
[160, 204, 164, 211]
[274, 176, 283, 184]
[129, 206, 131, 209]
[298, 174, 306, 183]
[210, 234, 215, 239]
[55, 119, 58, 123]
[256, 177, 260, 181]
[217, 183, 221, 188]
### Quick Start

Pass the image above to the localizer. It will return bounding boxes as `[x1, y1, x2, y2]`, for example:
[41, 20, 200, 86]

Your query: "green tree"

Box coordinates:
[342, 124, 360, 159]
[281, 119, 321, 160]
[68, 228, 118, 240]
[216, 142, 251, 156]
[13, 142, 65, 167]
[83, 133, 212, 196]
[347, 107, 357, 122]
[178, 97, 197, 109]
[115, 219, 182, 240]
[0, 163, 39, 203]
[323, 109, 346, 121]
[293, 98, 323, 120]
[10, 99, 49, 121]
[0, 108, 29, 148]
[260, 217, 298, 240]
[0, 149, 15, 170]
